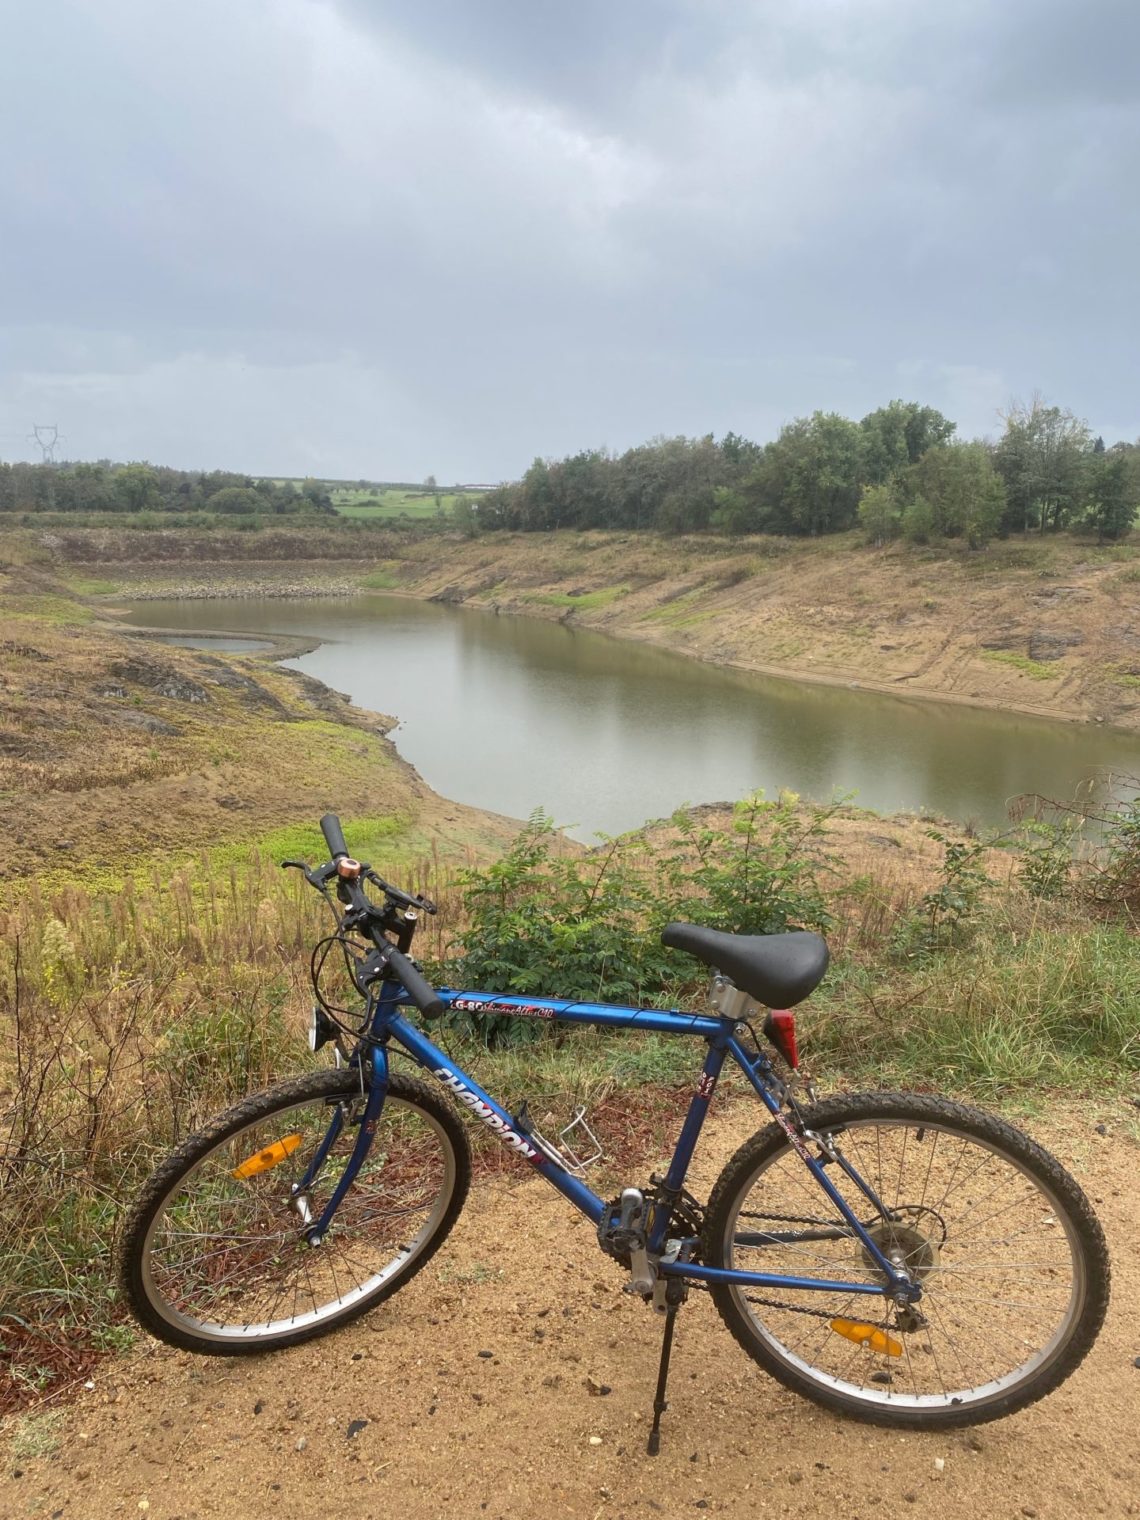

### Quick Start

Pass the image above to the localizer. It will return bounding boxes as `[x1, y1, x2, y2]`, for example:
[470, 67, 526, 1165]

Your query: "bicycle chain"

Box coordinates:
[737, 1211, 892, 1323]
[737, 1210, 854, 1228]
[743, 1294, 894, 1328]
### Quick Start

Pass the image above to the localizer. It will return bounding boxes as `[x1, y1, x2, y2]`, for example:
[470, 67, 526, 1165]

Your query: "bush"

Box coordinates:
[446, 794, 837, 1042]
[1083, 793, 1140, 920]
[892, 831, 991, 957]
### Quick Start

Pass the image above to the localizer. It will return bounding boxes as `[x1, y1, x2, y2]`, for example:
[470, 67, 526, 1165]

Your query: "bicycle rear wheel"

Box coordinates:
[119, 1069, 470, 1353]
[703, 1092, 1109, 1427]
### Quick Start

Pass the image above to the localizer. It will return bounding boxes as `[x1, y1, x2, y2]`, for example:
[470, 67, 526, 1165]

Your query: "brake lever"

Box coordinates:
[281, 859, 339, 890]
[362, 865, 438, 916]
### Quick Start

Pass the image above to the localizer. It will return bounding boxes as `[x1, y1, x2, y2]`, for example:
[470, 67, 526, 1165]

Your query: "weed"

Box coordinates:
[445, 794, 836, 1044]
[1016, 819, 1078, 899]
[892, 830, 991, 956]
[981, 650, 1060, 680]
[437, 1261, 502, 1285]
[9, 1409, 66, 1459]
[525, 585, 628, 612]
[360, 568, 399, 589]
[63, 576, 120, 596]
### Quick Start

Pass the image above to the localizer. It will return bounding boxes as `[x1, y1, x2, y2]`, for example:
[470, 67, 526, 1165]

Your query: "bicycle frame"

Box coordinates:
[308, 980, 921, 1307]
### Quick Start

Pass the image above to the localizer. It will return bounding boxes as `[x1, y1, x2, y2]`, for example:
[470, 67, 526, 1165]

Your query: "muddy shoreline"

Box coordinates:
[98, 568, 1139, 739]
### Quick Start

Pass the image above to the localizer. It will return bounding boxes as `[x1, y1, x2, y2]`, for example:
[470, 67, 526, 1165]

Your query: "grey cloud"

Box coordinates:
[0, 0, 1136, 478]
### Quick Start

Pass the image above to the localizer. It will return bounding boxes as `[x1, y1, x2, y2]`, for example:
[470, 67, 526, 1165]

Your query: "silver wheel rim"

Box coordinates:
[723, 1115, 1087, 1411]
[139, 1092, 456, 1343]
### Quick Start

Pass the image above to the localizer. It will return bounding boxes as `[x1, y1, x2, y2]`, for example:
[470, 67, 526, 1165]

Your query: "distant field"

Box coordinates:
[331, 486, 462, 519]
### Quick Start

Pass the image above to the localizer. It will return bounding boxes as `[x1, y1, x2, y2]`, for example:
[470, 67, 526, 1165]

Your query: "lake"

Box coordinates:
[122, 595, 1140, 840]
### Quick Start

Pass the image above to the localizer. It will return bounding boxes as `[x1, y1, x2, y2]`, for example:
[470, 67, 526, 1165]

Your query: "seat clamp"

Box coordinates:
[709, 976, 753, 1022]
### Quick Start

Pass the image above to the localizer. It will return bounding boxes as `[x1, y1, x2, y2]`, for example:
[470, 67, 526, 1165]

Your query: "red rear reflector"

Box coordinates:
[763, 1010, 799, 1069]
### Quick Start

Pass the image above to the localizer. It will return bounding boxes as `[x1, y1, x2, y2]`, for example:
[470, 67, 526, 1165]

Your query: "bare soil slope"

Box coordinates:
[0, 567, 518, 891]
[72, 526, 1140, 731]
[379, 532, 1140, 732]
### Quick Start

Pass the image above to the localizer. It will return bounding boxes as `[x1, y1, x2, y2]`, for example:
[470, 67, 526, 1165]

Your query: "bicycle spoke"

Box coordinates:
[713, 1102, 1097, 1415]
[130, 1080, 461, 1345]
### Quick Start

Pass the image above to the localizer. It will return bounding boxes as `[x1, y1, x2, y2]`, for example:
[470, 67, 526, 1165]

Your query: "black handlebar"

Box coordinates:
[320, 812, 349, 860]
[307, 812, 443, 1019]
[383, 944, 444, 1020]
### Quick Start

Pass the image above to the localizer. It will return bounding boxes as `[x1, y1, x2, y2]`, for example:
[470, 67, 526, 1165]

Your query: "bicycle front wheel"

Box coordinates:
[703, 1092, 1109, 1427]
[119, 1069, 470, 1354]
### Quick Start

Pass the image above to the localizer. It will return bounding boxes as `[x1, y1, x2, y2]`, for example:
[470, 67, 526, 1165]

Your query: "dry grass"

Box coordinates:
[1, 553, 1138, 1414]
[0, 569, 518, 895]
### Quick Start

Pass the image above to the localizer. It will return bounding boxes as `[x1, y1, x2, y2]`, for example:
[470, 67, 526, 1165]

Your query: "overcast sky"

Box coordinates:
[1, 0, 1136, 481]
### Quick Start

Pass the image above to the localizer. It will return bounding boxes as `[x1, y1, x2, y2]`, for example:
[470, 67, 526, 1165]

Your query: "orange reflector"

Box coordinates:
[829, 1318, 903, 1357]
[231, 1134, 303, 1179]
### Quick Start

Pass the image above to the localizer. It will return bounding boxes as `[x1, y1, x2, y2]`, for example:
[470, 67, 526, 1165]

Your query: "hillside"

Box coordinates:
[38, 523, 1140, 732]
[0, 560, 519, 892]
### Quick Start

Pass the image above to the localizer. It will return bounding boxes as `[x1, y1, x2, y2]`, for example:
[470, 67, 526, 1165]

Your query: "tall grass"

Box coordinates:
[1, 801, 1137, 1409]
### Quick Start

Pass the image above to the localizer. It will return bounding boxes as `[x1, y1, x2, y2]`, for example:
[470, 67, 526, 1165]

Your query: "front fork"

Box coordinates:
[294, 1044, 390, 1246]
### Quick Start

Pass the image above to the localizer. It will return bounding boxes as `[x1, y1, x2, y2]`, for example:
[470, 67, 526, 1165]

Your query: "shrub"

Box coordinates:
[446, 794, 837, 1043]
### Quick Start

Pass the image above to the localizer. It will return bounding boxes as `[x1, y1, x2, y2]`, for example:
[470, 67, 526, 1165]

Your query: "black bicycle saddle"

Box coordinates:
[661, 923, 828, 1009]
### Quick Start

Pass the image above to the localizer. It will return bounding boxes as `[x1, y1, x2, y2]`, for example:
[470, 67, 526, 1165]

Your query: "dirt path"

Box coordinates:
[5, 1097, 1136, 1520]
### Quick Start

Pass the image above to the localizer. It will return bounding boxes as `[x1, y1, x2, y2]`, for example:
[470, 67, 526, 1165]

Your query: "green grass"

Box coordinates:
[205, 812, 410, 871]
[1107, 663, 1140, 689]
[5, 594, 95, 626]
[524, 584, 629, 611]
[334, 488, 460, 520]
[360, 567, 400, 590]
[8, 1410, 67, 1459]
[60, 574, 121, 596]
[809, 920, 1140, 1096]
[981, 649, 1061, 680]
[640, 589, 703, 625]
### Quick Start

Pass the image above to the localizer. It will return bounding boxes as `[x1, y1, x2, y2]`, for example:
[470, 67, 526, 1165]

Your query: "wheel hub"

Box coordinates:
[861, 1217, 941, 1280]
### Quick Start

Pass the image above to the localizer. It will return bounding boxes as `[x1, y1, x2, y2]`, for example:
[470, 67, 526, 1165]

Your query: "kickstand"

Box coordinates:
[646, 1303, 679, 1456]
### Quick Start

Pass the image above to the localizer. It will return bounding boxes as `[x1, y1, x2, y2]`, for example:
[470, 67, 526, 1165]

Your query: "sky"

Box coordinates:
[1, 0, 1137, 482]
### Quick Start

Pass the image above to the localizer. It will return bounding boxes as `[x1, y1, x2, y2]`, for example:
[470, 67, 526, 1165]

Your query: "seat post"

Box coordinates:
[707, 974, 753, 1022]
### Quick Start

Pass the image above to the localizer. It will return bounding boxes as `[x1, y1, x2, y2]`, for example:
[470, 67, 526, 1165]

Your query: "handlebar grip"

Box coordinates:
[385, 946, 444, 1020]
[320, 812, 349, 860]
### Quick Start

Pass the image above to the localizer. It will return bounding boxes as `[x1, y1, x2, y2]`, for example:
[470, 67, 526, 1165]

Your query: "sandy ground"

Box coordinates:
[4, 1096, 1136, 1520]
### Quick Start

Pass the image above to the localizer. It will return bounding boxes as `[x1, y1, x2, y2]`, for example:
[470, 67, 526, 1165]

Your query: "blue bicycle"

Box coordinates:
[120, 814, 1109, 1449]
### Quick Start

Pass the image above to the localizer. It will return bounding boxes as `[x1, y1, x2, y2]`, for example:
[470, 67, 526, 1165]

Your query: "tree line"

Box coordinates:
[0, 462, 336, 517]
[472, 397, 1139, 546]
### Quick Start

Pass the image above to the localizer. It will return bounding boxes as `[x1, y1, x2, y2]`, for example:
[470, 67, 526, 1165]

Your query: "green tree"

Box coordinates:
[300, 478, 334, 513]
[746, 412, 865, 535]
[208, 486, 263, 514]
[710, 486, 756, 535]
[860, 402, 956, 485]
[905, 442, 1006, 547]
[857, 482, 901, 546]
[994, 398, 1091, 535]
[901, 494, 935, 544]
[1083, 452, 1136, 543]
[450, 493, 481, 538]
[114, 463, 160, 513]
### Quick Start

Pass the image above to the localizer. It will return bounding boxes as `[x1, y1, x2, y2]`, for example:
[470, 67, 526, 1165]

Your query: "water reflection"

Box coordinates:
[122, 596, 1139, 840]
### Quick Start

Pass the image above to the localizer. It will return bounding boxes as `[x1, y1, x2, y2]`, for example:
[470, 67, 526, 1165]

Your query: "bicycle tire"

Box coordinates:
[119, 1068, 470, 1354]
[703, 1091, 1109, 1427]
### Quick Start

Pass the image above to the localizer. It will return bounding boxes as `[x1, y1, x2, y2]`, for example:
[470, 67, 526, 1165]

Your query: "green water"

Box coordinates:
[123, 596, 1139, 840]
